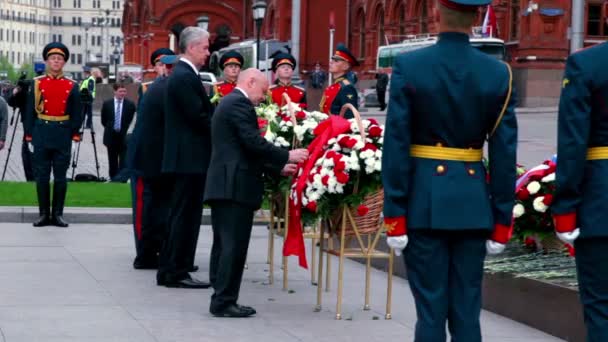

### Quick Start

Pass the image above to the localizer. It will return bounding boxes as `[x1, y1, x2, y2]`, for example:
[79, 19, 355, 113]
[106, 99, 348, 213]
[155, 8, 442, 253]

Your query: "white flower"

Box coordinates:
[361, 119, 371, 128]
[365, 166, 375, 174]
[513, 203, 525, 218]
[328, 138, 337, 145]
[264, 131, 276, 142]
[309, 192, 320, 202]
[293, 126, 306, 141]
[527, 181, 541, 195]
[335, 184, 344, 193]
[365, 158, 375, 166]
[374, 160, 381, 171]
[280, 125, 289, 132]
[378, 137, 384, 144]
[275, 137, 290, 147]
[541, 173, 555, 183]
[533, 196, 548, 213]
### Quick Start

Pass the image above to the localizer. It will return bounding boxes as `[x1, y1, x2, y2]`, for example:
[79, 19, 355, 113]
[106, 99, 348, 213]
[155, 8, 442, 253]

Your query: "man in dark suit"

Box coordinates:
[101, 83, 135, 180]
[157, 26, 213, 289]
[128, 53, 178, 270]
[205, 68, 308, 317]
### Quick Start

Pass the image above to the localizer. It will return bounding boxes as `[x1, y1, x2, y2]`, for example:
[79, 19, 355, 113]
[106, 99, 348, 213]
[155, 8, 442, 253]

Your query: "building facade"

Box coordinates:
[0, 0, 124, 80]
[123, 0, 608, 107]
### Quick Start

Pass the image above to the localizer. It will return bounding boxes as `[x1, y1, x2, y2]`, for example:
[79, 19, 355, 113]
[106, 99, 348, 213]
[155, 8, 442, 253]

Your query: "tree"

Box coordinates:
[0, 55, 17, 82]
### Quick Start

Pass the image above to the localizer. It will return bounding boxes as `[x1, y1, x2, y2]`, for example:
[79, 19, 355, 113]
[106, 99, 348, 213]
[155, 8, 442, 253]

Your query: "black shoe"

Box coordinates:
[133, 260, 159, 270]
[211, 304, 256, 318]
[163, 278, 211, 289]
[51, 215, 69, 228]
[189, 265, 199, 272]
[33, 215, 51, 227]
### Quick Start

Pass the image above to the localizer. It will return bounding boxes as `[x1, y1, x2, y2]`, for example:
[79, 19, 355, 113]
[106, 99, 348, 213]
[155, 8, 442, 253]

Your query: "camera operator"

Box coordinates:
[7, 72, 34, 181]
[79, 67, 99, 129]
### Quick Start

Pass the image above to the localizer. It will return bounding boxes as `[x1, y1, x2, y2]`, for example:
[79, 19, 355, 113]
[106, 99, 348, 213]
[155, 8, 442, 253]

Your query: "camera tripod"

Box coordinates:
[70, 107, 103, 181]
[1, 107, 21, 181]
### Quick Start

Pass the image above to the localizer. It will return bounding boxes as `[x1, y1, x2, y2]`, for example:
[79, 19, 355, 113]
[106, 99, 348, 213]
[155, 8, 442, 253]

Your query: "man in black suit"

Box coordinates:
[157, 26, 213, 289]
[101, 83, 136, 180]
[205, 68, 309, 317]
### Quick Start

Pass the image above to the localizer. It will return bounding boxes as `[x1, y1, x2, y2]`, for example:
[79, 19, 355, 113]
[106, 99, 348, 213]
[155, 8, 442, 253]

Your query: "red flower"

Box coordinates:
[338, 136, 356, 149]
[542, 194, 554, 206]
[357, 205, 369, 216]
[524, 236, 536, 247]
[296, 111, 306, 120]
[306, 201, 318, 212]
[282, 115, 291, 122]
[368, 118, 379, 126]
[326, 151, 337, 159]
[517, 188, 530, 201]
[336, 172, 349, 184]
[334, 160, 346, 172]
[368, 126, 383, 138]
[322, 175, 329, 186]
[362, 143, 378, 152]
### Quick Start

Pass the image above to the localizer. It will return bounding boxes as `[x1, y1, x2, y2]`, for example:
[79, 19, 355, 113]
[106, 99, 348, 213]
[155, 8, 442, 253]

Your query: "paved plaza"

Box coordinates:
[0, 223, 564, 342]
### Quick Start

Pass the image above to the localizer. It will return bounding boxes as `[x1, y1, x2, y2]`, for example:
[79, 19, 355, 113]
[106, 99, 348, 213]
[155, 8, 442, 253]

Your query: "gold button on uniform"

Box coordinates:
[468, 168, 476, 175]
[436, 165, 445, 174]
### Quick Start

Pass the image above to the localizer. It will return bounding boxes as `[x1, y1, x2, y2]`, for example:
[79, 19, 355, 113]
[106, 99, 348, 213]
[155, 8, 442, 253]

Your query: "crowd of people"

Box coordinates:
[3, 0, 607, 337]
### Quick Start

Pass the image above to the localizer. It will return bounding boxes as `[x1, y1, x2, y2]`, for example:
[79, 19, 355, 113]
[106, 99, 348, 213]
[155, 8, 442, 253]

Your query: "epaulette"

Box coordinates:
[213, 81, 225, 86]
[269, 84, 278, 90]
[63, 76, 76, 83]
[340, 79, 351, 86]
[34, 75, 45, 80]
[293, 84, 305, 91]
[142, 81, 153, 86]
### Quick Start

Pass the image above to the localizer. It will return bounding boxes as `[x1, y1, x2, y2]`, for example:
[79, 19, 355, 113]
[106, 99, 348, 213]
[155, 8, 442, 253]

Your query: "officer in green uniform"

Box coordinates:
[24, 42, 83, 228]
[552, 42, 608, 341]
[381, 0, 517, 339]
[320, 44, 359, 119]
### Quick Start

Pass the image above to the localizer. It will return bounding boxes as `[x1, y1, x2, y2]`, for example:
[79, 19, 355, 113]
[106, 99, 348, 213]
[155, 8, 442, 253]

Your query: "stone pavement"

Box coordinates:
[0, 223, 563, 342]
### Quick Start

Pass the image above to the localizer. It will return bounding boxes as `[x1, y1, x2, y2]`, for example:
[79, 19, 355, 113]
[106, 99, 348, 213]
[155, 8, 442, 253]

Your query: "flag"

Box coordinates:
[482, 5, 498, 37]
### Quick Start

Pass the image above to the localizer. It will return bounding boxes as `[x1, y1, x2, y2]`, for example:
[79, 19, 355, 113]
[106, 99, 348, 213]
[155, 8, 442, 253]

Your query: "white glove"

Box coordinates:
[486, 240, 506, 255]
[556, 228, 580, 245]
[27, 142, 34, 154]
[387, 235, 408, 256]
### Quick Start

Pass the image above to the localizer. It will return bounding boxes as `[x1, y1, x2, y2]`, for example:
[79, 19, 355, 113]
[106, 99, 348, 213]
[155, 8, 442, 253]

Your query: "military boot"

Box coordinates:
[51, 182, 69, 228]
[33, 182, 51, 227]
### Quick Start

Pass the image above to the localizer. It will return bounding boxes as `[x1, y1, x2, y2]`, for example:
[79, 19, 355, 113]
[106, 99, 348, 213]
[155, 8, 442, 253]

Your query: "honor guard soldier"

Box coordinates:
[24, 42, 83, 228]
[381, 0, 517, 340]
[209, 51, 243, 104]
[552, 42, 608, 341]
[320, 43, 359, 118]
[129, 50, 177, 270]
[269, 52, 307, 107]
[137, 48, 175, 108]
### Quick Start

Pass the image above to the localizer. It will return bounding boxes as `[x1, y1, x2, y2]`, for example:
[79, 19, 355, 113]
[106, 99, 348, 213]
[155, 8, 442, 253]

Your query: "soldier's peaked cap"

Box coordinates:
[219, 51, 244, 70]
[271, 52, 296, 72]
[43, 42, 70, 62]
[331, 43, 359, 67]
[151, 48, 175, 66]
[438, 0, 490, 12]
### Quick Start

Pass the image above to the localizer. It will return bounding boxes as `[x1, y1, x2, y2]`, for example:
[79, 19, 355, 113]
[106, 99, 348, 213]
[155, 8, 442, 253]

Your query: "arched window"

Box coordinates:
[358, 9, 366, 58]
[377, 7, 385, 46]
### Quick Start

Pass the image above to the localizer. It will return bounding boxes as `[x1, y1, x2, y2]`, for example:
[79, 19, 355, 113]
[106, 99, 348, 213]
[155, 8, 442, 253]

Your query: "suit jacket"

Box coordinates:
[204, 90, 289, 209]
[101, 97, 136, 146]
[162, 60, 213, 174]
[132, 77, 168, 178]
[553, 42, 608, 238]
[382, 32, 517, 233]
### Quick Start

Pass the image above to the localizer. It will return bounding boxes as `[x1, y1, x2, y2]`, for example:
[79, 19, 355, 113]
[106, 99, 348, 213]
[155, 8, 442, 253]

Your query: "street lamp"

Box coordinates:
[112, 46, 120, 83]
[196, 15, 209, 31]
[252, 1, 267, 69]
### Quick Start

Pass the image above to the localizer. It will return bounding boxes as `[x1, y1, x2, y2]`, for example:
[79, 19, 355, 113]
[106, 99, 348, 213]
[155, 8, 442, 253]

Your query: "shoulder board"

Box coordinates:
[213, 81, 225, 86]
[142, 81, 154, 86]
[293, 85, 305, 91]
[340, 79, 351, 86]
[63, 77, 76, 83]
[34, 75, 45, 80]
[269, 84, 278, 90]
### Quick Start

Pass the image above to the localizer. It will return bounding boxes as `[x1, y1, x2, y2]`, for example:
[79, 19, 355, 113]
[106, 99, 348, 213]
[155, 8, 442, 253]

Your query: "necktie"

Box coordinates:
[114, 100, 122, 132]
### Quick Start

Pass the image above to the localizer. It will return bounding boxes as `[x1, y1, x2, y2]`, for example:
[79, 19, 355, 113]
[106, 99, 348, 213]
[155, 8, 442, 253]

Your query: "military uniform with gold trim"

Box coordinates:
[24, 42, 83, 228]
[321, 44, 359, 118]
[269, 52, 307, 107]
[209, 51, 243, 105]
[381, 12, 517, 340]
[552, 42, 608, 341]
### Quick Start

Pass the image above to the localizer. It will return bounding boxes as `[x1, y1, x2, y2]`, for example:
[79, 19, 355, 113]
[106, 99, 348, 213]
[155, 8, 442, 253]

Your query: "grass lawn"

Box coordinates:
[0, 182, 131, 208]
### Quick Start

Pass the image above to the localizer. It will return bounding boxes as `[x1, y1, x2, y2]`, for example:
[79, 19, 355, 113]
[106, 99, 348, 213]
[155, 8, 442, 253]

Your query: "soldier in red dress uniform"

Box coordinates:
[209, 51, 244, 104]
[269, 52, 307, 107]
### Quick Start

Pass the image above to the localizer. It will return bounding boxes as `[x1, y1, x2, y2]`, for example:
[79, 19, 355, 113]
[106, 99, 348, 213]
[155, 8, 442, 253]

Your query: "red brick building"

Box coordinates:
[123, 0, 608, 106]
